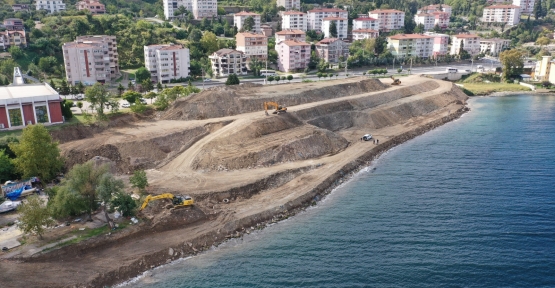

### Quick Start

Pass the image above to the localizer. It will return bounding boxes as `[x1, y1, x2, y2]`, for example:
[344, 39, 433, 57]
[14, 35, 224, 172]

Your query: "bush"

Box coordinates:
[111, 192, 137, 217]
[225, 74, 240, 85]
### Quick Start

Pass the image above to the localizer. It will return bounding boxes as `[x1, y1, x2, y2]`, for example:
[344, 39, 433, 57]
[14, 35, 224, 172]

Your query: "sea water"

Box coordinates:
[129, 95, 555, 287]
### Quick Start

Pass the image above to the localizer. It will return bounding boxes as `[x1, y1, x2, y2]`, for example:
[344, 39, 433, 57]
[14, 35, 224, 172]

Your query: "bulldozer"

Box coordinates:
[390, 76, 401, 85]
[264, 101, 287, 116]
[139, 193, 194, 211]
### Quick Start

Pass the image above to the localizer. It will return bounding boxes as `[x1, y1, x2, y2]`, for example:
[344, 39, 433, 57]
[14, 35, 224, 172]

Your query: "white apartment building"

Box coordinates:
[277, 0, 300, 10]
[387, 34, 434, 58]
[424, 32, 449, 57]
[415, 11, 450, 30]
[163, 0, 192, 20]
[63, 35, 119, 85]
[144, 44, 190, 84]
[479, 38, 511, 56]
[235, 32, 268, 61]
[417, 4, 452, 17]
[282, 11, 307, 31]
[35, 0, 66, 13]
[315, 38, 350, 64]
[352, 29, 379, 40]
[234, 11, 261, 33]
[275, 29, 306, 43]
[209, 49, 248, 77]
[322, 17, 348, 39]
[353, 17, 380, 31]
[192, 0, 217, 19]
[307, 8, 348, 32]
[513, 0, 535, 14]
[369, 9, 405, 32]
[451, 34, 481, 56]
[482, 5, 521, 26]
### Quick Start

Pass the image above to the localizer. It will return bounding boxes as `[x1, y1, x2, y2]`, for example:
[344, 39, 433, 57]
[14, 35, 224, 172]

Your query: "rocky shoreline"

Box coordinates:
[89, 105, 470, 288]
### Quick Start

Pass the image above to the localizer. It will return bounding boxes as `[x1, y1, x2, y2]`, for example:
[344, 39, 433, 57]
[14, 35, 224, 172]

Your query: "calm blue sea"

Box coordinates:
[128, 95, 555, 288]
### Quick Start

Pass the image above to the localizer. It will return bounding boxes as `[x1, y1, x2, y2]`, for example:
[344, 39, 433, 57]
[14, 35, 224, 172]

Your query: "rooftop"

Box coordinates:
[370, 9, 404, 14]
[388, 34, 433, 40]
[275, 29, 306, 35]
[159, 44, 185, 50]
[283, 11, 305, 15]
[280, 40, 310, 46]
[353, 17, 377, 21]
[236, 32, 268, 38]
[485, 5, 520, 9]
[454, 34, 479, 38]
[317, 38, 347, 44]
[352, 29, 379, 33]
[308, 8, 347, 13]
[0, 83, 59, 103]
[234, 11, 260, 16]
[212, 48, 244, 56]
[323, 17, 347, 21]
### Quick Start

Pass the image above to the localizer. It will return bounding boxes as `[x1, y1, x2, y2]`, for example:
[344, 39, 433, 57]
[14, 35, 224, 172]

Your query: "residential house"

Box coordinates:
[209, 49, 248, 76]
[77, 0, 106, 14]
[352, 29, 379, 40]
[513, 0, 535, 14]
[275, 29, 306, 43]
[424, 32, 449, 57]
[417, 4, 452, 17]
[480, 38, 511, 56]
[144, 44, 190, 83]
[236, 32, 268, 61]
[276, 40, 311, 72]
[3, 18, 24, 30]
[0, 30, 27, 50]
[353, 17, 380, 31]
[315, 38, 350, 64]
[277, 0, 300, 10]
[35, 0, 66, 13]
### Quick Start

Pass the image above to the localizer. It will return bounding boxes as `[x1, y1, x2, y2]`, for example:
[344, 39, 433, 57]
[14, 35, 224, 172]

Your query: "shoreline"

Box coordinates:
[101, 105, 470, 288]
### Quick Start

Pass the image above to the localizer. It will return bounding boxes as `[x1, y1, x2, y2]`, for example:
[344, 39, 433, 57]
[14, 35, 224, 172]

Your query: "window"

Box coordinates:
[35, 106, 49, 123]
[8, 108, 22, 126]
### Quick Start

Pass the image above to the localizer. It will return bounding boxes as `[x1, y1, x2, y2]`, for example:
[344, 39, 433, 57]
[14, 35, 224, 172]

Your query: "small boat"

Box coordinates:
[0, 201, 21, 213]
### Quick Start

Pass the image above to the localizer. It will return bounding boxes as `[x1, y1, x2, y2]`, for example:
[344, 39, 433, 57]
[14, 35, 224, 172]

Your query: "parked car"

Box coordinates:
[122, 102, 131, 108]
[203, 78, 211, 82]
[362, 134, 373, 141]
[139, 98, 146, 104]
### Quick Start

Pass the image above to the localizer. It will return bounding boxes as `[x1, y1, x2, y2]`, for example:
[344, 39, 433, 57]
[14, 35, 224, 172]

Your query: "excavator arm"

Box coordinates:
[263, 101, 287, 115]
[140, 193, 194, 210]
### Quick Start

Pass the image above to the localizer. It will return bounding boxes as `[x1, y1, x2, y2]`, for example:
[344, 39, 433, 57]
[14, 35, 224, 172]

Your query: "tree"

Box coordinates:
[128, 81, 135, 91]
[38, 56, 57, 73]
[249, 57, 263, 76]
[500, 49, 524, 80]
[110, 192, 137, 217]
[225, 74, 240, 85]
[200, 32, 219, 55]
[8, 46, 24, 59]
[123, 91, 142, 105]
[17, 195, 54, 240]
[49, 79, 57, 91]
[130, 170, 149, 193]
[329, 21, 338, 38]
[287, 75, 293, 82]
[145, 91, 157, 104]
[267, 75, 274, 83]
[135, 67, 151, 84]
[141, 79, 154, 93]
[59, 79, 70, 96]
[397, 68, 403, 74]
[77, 82, 85, 94]
[96, 172, 125, 228]
[317, 72, 322, 80]
[61, 99, 74, 120]
[0, 149, 15, 183]
[77, 101, 83, 113]
[117, 83, 125, 97]
[243, 16, 255, 32]
[275, 76, 281, 84]
[188, 29, 202, 42]
[131, 99, 148, 113]
[536, 36, 550, 48]
[85, 83, 112, 120]
[317, 59, 328, 73]
[534, 0, 543, 19]
[157, 82, 163, 92]
[154, 93, 169, 110]
[308, 51, 319, 70]
[414, 23, 425, 34]
[9, 124, 63, 181]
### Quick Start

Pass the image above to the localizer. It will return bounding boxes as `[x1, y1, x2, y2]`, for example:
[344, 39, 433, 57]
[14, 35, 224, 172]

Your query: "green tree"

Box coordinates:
[85, 83, 112, 120]
[414, 23, 425, 34]
[49, 79, 57, 91]
[225, 74, 240, 85]
[96, 172, 125, 228]
[9, 124, 63, 181]
[0, 149, 15, 183]
[536, 36, 550, 48]
[249, 57, 263, 76]
[317, 59, 328, 73]
[157, 82, 163, 92]
[145, 91, 157, 104]
[267, 75, 274, 83]
[287, 75, 293, 82]
[397, 68, 403, 74]
[534, 0, 543, 19]
[329, 21, 338, 38]
[281, 76, 287, 82]
[243, 16, 256, 32]
[317, 72, 322, 80]
[8, 46, 24, 59]
[500, 49, 524, 80]
[38, 56, 57, 73]
[123, 91, 142, 105]
[110, 192, 137, 217]
[308, 51, 319, 70]
[135, 67, 151, 84]
[61, 99, 74, 120]
[130, 170, 149, 193]
[77, 82, 85, 94]
[141, 79, 154, 93]
[59, 79, 70, 95]
[131, 99, 148, 113]
[188, 29, 202, 42]
[77, 101, 83, 113]
[17, 195, 54, 240]
[117, 83, 125, 97]
[200, 32, 219, 55]
[154, 93, 169, 110]
[275, 76, 281, 84]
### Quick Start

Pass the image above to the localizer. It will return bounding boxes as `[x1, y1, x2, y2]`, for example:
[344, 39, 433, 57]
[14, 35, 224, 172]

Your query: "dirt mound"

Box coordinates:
[162, 78, 388, 120]
[140, 199, 208, 232]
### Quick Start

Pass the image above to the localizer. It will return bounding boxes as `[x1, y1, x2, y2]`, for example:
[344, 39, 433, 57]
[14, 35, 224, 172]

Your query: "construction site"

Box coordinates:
[0, 75, 469, 287]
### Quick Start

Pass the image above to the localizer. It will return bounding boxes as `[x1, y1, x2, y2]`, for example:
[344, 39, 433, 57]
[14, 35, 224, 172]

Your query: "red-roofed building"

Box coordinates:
[450, 34, 481, 56]
[353, 17, 379, 31]
[236, 32, 268, 61]
[315, 38, 350, 64]
[282, 11, 307, 31]
[275, 29, 306, 43]
[482, 5, 521, 26]
[322, 17, 348, 39]
[513, 0, 535, 14]
[352, 29, 379, 40]
[369, 9, 405, 32]
[77, 0, 106, 14]
[417, 4, 452, 17]
[414, 11, 449, 30]
[276, 40, 311, 72]
[387, 34, 434, 58]
[307, 8, 348, 32]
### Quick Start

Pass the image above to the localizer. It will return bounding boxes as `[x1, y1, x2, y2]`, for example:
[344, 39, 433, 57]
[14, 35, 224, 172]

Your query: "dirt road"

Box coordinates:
[0, 76, 468, 287]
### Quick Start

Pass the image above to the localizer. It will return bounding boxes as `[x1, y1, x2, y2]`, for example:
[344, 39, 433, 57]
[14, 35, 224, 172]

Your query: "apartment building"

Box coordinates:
[236, 32, 268, 61]
[282, 11, 307, 31]
[353, 17, 379, 31]
[450, 34, 481, 56]
[209, 49, 248, 77]
[163, 0, 192, 20]
[534, 55, 551, 81]
[261, 24, 273, 36]
[424, 32, 449, 57]
[322, 17, 348, 39]
[144, 44, 190, 84]
[417, 4, 452, 17]
[387, 34, 434, 58]
[315, 38, 350, 64]
[35, 0, 66, 13]
[275, 29, 306, 43]
[3, 18, 24, 30]
[513, 0, 535, 14]
[77, 0, 106, 14]
[480, 38, 511, 56]
[0, 30, 26, 50]
[234, 11, 261, 33]
[276, 40, 310, 72]
[369, 9, 405, 32]
[415, 11, 449, 30]
[482, 5, 521, 26]
[12, 4, 30, 12]
[352, 29, 379, 40]
[277, 0, 300, 10]
[307, 8, 348, 32]
[192, 0, 217, 19]
[62, 35, 119, 85]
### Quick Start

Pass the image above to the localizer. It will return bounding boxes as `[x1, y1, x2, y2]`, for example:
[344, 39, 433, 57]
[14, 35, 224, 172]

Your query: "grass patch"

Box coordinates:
[43, 225, 111, 252]
[462, 83, 531, 95]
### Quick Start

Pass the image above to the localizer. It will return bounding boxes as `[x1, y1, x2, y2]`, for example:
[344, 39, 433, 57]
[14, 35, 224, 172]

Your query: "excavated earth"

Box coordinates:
[0, 76, 469, 287]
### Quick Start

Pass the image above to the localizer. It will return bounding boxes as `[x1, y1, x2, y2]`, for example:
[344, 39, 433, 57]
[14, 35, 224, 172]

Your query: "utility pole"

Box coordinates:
[471, 58, 474, 72]
[202, 68, 205, 89]
[393, 57, 395, 70]
[264, 60, 268, 84]
[410, 58, 413, 75]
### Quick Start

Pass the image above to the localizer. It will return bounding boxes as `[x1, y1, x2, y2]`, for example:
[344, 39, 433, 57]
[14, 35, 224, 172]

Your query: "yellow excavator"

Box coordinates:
[263, 101, 287, 116]
[391, 76, 401, 85]
[139, 193, 194, 211]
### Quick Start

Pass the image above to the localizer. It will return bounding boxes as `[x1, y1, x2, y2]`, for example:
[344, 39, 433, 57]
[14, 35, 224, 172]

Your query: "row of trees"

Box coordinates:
[267, 75, 293, 84]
